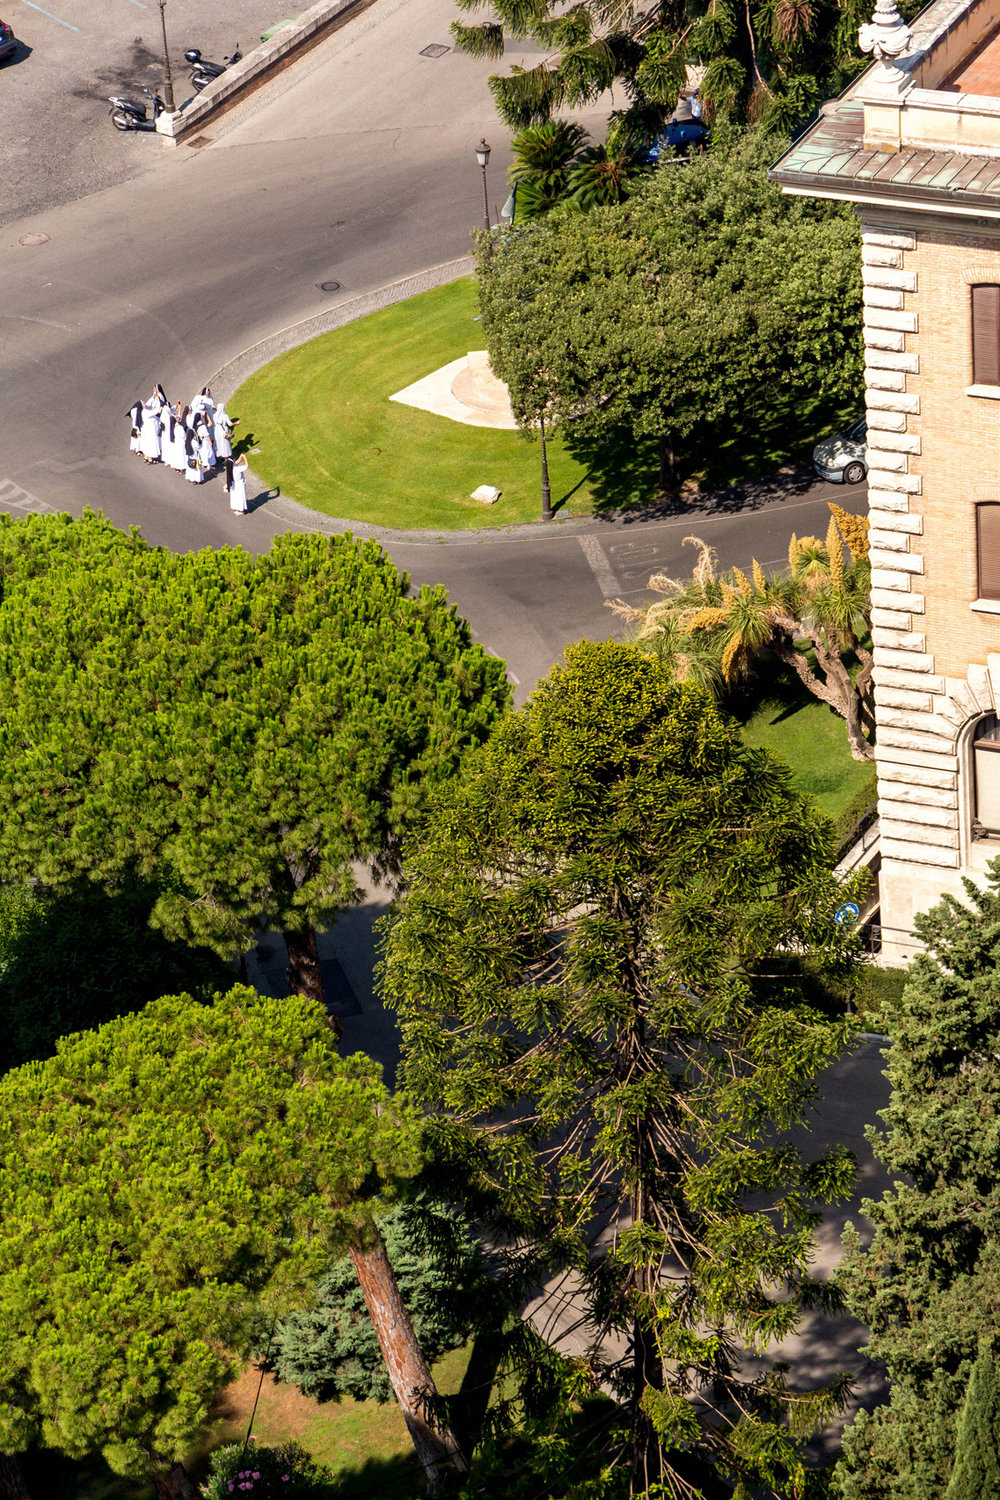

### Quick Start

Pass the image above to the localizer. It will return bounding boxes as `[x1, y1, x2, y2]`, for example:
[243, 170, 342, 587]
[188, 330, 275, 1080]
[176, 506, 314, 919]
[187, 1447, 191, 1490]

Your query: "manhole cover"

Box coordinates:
[18, 232, 50, 247]
[419, 42, 450, 56]
[317, 280, 342, 293]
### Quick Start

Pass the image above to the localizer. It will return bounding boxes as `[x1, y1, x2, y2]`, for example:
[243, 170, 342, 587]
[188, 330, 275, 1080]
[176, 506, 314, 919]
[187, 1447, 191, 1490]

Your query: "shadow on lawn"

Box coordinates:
[561, 393, 859, 520]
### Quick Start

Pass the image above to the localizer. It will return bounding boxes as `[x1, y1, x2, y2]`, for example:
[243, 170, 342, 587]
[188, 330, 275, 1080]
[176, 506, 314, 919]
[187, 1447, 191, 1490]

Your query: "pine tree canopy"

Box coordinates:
[453, 0, 924, 136]
[382, 639, 864, 1498]
[839, 864, 1000, 1500]
[477, 131, 862, 464]
[945, 1344, 1000, 1500]
[0, 512, 508, 969]
[0, 986, 422, 1482]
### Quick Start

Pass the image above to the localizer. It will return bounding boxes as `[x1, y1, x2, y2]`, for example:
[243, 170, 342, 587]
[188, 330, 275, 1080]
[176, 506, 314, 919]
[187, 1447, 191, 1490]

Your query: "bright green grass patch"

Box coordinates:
[733, 672, 876, 834]
[232, 279, 595, 530]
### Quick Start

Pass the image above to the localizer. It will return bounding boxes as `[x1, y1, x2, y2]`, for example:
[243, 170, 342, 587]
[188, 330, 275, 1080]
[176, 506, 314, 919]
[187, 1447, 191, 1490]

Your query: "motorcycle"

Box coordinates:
[184, 44, 242, 92]
[108, 86, 165, 132]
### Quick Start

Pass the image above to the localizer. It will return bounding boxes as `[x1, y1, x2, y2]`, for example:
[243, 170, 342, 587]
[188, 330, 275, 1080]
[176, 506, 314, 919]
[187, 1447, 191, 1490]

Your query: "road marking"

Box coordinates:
[0, 480, 54, 515]
[578, 535, 619, 597]
[17, 0, 80, 30]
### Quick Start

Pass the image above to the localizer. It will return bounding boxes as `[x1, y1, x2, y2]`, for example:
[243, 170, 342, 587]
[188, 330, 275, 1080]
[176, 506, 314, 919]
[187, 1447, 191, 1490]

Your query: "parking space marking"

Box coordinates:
[0, 480, 55, 515]
[578, 534, 620, 598]
[17, 0, 80, 30]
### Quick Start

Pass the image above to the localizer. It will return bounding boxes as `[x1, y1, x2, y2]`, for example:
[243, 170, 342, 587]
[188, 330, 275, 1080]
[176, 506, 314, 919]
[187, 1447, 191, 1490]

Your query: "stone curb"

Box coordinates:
[206, 257, 625, 548]
[157, 0, 371, 145]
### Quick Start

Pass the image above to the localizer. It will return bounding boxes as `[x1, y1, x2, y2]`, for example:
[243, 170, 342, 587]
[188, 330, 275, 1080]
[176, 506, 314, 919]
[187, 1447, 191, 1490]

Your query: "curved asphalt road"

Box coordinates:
[0, 0, 862, 693]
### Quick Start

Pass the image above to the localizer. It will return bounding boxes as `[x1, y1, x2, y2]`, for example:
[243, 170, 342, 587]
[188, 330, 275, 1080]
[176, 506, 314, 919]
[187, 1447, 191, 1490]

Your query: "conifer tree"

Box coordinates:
[946, 1344, 1000, 1500]
[838, 863, 1000, 1500]
[383, 639, 863, 1497]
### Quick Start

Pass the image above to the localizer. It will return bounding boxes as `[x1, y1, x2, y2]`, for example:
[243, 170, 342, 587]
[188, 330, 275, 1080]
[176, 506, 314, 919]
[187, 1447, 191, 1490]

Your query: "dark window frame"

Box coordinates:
[972, 283, 1000, 387]
[977, 502, 1000, 601]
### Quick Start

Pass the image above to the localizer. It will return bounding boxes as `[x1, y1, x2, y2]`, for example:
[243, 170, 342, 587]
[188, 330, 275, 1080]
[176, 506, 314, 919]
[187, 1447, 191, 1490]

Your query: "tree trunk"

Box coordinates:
[0, 1456, 32, 1500]
[152, 1464, 200, 1500]
[349, 1231, 468, 1493]
[658, 435, 678, 492]
[284, 929, 342, 1038]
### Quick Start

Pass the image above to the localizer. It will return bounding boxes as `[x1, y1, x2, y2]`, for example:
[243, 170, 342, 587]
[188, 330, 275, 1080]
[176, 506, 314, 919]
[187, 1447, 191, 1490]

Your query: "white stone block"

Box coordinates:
[875, 707, 942, 733]
[935, 696, 967, 727]
[969, 662, 994, 710]
[862, 245, 904, 268]
[867, 410, 908, 433]
[880, 819, 959, 848]
[873, 626, 926, 650]
[864, 309, 918, 334]
[870, 429, 921, 454]
[880, 837, 961, 867]
[944, 677, 980, 722]
[876, 687, 934, 712]
[989, 653, 1000, 706]
[869, 509, 922, 533]
[880, 796, 958, 825]
[865, 328, 906, 352]
[871, 608, 913, 630]
[866, 349, 919, 373]
[866, 369, 908, 392]
[867, 489, 911, 512]
[878, 761, 956, 788]
[877, 742, 958, 771]
[869, 528, 909, 552]
[878, 725, 957, 755]
[873, 648, 936, 673]
[869, 548, 924, 574]
[867, 389, 920, 412]
[862, 229, 916, 250]
[867, 469, 921, 493]
[876, 666, 942, 693]
[867, 448, 908, 473]
[862, 267, 917, 292]
[870, 569, 910, 592]
[864, 287, 905, 310]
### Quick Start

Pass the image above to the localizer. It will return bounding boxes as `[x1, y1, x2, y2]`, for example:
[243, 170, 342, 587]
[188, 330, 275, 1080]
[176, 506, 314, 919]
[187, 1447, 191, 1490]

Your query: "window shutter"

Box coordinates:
[978, 503, 1000, 599]
[972, 284, 1000, 386]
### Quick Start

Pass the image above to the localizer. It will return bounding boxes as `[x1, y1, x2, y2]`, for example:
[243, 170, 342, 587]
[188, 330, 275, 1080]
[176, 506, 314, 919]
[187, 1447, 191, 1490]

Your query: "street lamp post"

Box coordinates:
[539, 412, 553, 522]
[475, 138, 491, 234]
[158, 0, 176, 113]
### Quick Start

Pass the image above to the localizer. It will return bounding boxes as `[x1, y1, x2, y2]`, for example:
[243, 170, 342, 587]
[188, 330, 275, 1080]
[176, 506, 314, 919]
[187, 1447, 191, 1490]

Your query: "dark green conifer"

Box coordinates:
[946, 1344, 1000, 1500]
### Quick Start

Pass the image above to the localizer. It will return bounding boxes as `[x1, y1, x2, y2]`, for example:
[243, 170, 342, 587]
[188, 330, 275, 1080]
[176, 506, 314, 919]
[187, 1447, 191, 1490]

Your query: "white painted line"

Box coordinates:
[578, 534, 619, 597]
[17, 1, 79, 30]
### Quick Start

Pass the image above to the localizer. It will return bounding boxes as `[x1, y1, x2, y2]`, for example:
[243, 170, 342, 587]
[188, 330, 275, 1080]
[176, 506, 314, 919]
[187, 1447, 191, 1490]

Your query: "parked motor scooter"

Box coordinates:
[184, 44, 242, 92]
[107, 85, 165, 131]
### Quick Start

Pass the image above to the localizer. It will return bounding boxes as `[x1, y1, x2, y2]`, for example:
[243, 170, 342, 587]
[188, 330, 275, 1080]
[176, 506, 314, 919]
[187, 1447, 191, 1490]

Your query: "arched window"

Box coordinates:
[973, 714, 1000, 839]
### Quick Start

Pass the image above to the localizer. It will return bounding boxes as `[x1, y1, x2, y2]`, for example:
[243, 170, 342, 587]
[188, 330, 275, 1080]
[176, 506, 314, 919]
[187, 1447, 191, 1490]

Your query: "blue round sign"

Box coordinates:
[835, 901, 861, 926]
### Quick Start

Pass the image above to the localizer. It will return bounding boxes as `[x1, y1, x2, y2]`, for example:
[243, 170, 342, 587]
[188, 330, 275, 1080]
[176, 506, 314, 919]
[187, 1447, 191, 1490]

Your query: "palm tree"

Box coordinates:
[507, 120, 590, 219]
[611, 506, 875, 761]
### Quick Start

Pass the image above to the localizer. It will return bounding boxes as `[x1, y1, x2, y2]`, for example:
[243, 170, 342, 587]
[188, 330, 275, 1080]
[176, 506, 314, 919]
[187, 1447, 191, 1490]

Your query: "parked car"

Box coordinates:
[812, 417, 868, 484]
[0, 19, 18, 62]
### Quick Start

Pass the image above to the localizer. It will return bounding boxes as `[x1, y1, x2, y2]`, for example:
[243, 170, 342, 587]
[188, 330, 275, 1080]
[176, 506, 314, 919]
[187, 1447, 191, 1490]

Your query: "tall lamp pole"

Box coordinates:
[539, 412, 553, 522]
[475, 138, 491, 234]
[158, 0, 176, 112]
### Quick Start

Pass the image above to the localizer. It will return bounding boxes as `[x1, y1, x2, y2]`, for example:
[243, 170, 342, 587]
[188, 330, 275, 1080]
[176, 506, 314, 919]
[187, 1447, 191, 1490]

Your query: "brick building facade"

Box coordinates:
[773, 0, 1000, 961]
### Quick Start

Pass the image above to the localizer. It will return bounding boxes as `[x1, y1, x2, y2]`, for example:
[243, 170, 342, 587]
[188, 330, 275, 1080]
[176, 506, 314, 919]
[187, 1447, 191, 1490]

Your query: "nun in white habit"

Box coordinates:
[138, 401, 162, 463]
[127, 401, 143, 455]
[213, 405, 234, 462]
[196, 420, 216, 476]
[228, 454, 249, 515]
[184, 427, 203, 483]
[164, 408, 187, 473]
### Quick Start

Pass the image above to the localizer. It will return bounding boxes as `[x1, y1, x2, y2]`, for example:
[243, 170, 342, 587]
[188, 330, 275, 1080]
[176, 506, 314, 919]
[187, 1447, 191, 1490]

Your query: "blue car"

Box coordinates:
[0, 19, 17, 62]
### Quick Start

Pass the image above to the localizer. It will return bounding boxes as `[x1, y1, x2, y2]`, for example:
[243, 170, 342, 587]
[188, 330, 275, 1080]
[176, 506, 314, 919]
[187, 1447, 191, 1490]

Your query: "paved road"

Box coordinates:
[0, 0, 863, 694]
[0, 0, 282, 226]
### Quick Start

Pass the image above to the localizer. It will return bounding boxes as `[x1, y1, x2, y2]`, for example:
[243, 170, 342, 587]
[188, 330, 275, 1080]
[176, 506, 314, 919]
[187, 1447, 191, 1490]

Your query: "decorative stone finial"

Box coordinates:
[859, 0, 913, 80]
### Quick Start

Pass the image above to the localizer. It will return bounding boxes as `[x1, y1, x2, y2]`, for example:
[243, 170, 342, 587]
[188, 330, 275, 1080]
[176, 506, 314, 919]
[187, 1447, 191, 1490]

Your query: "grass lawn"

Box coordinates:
[231, 279, 597, 531]
[22, 1346, 472, 1500]
[730, 664, 877, 836]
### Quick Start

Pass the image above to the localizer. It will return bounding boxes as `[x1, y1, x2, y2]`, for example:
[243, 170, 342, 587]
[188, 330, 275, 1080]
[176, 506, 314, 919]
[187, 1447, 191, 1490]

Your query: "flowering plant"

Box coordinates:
[201, 1440, 335, 1498]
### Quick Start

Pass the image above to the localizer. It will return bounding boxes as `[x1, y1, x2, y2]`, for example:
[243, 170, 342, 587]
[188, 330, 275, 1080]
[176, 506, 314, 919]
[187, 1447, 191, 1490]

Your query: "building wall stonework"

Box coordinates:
[860, 219, 1000, 961]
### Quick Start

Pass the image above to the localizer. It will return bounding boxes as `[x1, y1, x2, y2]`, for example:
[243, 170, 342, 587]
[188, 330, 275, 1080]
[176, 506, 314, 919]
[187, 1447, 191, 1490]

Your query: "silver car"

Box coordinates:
[812, 417, 867, 485]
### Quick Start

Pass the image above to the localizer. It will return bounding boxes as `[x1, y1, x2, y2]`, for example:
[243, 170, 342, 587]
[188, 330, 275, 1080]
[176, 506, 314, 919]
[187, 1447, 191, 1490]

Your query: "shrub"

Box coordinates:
[202, 1441, 335, 1498]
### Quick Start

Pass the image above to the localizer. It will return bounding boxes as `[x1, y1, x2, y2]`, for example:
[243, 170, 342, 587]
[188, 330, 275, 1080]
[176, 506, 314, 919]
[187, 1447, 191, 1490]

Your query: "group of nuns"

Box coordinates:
[128, 385, 250, 515]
